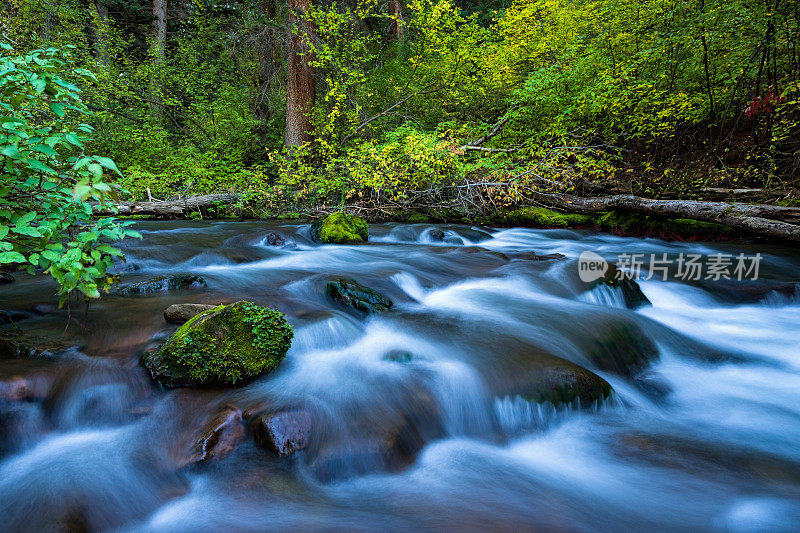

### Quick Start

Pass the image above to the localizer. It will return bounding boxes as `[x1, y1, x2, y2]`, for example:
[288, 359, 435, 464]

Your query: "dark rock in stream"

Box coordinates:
[163, 303, 218, 324]
[251, 409, 312, 456]
[501, 352, 613, 406]
[595, 264, 651, 309]
[142, 301, 293, 387]
[264, 232, 286, 246]
[427, 228, 446, 242]
[0, 329, 75, 359]
[587, 321, 659, 378]
[0, 272, 15, 284]
[121, 274, 207, 295]
[509, 252, 567, 261]
[325, 278, 393, 314]
[185, 405, 245, 464]
[0, 310, 35, 325]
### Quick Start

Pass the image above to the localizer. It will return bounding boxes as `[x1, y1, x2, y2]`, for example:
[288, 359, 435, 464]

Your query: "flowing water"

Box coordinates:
[1, 221, 799, 532]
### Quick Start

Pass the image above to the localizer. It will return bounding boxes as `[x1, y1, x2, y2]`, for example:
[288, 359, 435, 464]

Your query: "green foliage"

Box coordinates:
[0, 43, 139, 303]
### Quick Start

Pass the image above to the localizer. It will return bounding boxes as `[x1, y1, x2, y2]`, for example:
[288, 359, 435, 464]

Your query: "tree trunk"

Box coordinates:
[95, 194, 238, 217]
[284, 0, 316, 151]
[152, 0, 167, 63]
[388, 0, 404, 40]
[528, 192, 800, 241]
[93, 1, 110, 65]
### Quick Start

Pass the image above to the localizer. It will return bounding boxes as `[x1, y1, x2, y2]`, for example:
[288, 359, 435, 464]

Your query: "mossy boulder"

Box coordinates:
[310, 213, 368, 244]
[141, 301, 293, 388]
[122, 274, 207, 294]
[325, 278, 393, 314]
[503, 207, 595, 228]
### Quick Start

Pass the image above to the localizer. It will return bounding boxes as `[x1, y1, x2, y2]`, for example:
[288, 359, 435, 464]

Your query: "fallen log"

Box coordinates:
[96, 193, 239, 217]
[528, 192, 800, 241]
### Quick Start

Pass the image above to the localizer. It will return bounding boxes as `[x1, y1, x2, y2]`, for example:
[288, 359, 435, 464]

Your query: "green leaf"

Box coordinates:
[0, 251, 25, 263]
[49, 102, 65, 118]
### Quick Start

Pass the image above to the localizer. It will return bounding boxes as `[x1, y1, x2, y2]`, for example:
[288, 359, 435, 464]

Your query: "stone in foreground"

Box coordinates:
[185, 405, 245, 464]
[141, 301, 293, 387]
[325, 278, 393, 314]
[123, 274, 207, 294]
[163, 303, 218, 324]
[310, 212, 368, 244]
[251, 409, 312, 456]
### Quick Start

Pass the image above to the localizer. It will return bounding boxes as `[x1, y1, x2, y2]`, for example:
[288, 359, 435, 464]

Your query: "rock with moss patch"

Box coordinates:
[311, 213, 368, 244]
[325, 278, 393, 314]
[0, 329, 74, 359]
[141, 301, 293, 387]
[123, 274, 207, 295]
[514, 354, 612, 406]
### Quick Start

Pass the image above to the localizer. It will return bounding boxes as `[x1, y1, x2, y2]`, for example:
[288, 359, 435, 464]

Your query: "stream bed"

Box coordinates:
[1, 221, 799, 532]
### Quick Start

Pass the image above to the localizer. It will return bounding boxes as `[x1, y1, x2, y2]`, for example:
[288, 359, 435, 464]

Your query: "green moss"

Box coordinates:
[407, 213, 431, 223]
[595, 210, 729, 237]
[503, 207, 595, 228]
[142, 301, 293, 387]
[311, 212, 369, 244]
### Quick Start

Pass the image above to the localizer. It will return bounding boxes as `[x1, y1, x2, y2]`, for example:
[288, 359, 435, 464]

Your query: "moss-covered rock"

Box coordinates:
[310, 212, 368, 244]
[407, 213, 431, 223]
[503, 207, 595, 228]
[0, 329, 74, 359]
[141, 301, 293, 387]
[325, 278, 393, 314]
[122, 274, 207, 294]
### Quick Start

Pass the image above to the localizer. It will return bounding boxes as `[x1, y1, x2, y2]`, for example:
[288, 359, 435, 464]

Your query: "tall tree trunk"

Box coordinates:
[150, 0, 167, 120]
[284, 0, 315, 151]
[93, 1, 110, 65]
[388, 0, 404, 40]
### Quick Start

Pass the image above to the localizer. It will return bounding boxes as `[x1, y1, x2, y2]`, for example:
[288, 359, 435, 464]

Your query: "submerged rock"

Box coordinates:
[251, 409, 312, 456]
[0, 272, 14, 284]
[186, 405, 245, 464]
[163, 303, 218, 324]
[427, 228, 445, 242]
[310, 213, 368, 244]
[0, 329, 74, 359]
[264, 232, 286, 246]
[587, 322, 659, 377]
[510, 252, 567, 261]
[517, 354, 612, 406]
[325, 278, 393, 314]
[141, 301, 293, 387]
[0, 377, 33, 402]
[122, 274, 207, 295]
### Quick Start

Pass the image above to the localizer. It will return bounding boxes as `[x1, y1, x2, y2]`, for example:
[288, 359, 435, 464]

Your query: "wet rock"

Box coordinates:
[0, 272, 14, 284]
[122, 274, 207, 294]
[460, 246, 509, 261]
[310, 212, 368, 244]
[595, 264, 651, 309]
[32, 303, 58, 315]
[0, 310, 34, 325]
[163, 303, 217, 324]
[0, 329, 73, 359]
[141, 301, 293, 387]
[186, 405, 245, 464]
[384, 350, 413, 363]
[514, 353, 612, 406]
[264, 232, 286, 246]
[0, 377, 33, 402]
[325, 278, 393, 314]
[427, 228, 445, 242]
[251, 409, 312, 456]
[587, 322, 659, 377]
[510, 252, 567, 261]
[308, 390, 445, 481]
